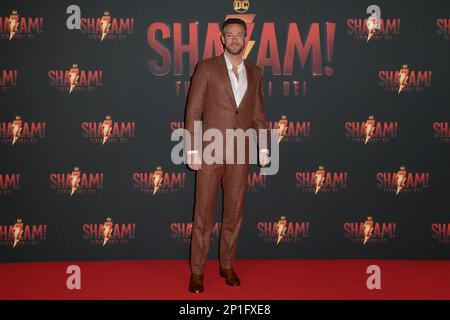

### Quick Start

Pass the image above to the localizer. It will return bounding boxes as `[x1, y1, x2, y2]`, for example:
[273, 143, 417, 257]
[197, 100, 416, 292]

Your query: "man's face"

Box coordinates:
[221, 23, 246, 55]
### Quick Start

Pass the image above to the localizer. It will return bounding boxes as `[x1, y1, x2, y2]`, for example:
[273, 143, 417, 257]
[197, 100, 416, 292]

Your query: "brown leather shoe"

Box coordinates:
[188, 274, 204, 293]
[219, 267, 240, 286]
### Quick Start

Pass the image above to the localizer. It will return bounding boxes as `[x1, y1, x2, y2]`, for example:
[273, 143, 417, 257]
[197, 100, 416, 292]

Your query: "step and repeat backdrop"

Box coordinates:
[0, 0, 449, 262]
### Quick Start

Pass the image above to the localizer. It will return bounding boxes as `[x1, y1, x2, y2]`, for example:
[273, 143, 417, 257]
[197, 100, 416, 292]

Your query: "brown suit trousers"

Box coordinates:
[185, 52, 268, 275]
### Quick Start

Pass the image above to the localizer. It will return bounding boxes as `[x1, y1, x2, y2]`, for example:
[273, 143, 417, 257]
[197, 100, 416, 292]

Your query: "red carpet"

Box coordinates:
[0, 259, 449, 300]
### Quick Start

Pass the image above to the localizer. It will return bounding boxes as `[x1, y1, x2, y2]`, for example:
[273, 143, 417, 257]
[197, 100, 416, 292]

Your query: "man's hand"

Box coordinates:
[187, 151, 202, 171]
[259, 150, 270, 167]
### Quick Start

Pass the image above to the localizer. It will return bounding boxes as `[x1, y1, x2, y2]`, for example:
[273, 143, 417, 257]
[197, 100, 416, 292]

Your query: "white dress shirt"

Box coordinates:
[224, 52, 247, 108]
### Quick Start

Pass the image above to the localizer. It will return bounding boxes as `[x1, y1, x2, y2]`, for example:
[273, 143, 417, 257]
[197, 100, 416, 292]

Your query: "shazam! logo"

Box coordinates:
[82, 116, 136, 144]
[0, 116, 46, 145]
[267, 115, 311, 144]
[82, 217, 136, 246]
[132, 166, 186, 194]
[170, 222, 220, 244]
[376, 166, 430, 195]
[50, 167, 104, 196]
[295, 165, 348, 194]
[0, 10, 44, 40]
[257, 216, 310, 244]
[347, 7, 400, 42]
[0, 218, 47, 248]
[148, 10, 336, 97]
[378, 65, 432, 93]
[344, 217, 397, 245]
[48, 64, 103, 93]
[345, 115, 398, 144]
[78, 10, 134, 41]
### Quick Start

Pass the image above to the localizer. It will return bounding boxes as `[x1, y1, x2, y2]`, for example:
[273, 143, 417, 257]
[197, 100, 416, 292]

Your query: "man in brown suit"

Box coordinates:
[184, 18, 270, 294]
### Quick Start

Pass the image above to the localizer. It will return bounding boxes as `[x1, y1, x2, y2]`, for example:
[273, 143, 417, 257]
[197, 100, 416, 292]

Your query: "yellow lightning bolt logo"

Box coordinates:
[277, 115, 288, 143]
[103, 217, 113, 246]
[363, 216, 374, 245]
[102, 116, 113, 145]
[8, 10, 19, 41]
[364, 115, 376, 144]
[314, 166, 325, 194]
[366, 13, 377, 42]
[70, 167, 81, 196]
[69, 64, 79, 94]
[276, 216, 287, 244]
[397, 64, 409, 94]
[13, 218, 24, 248]
[100, 12, 111, 42]
[396, 166, 407, 195]
[153, 166, 163, 195]
[225, 13, 256, 60]
[11, 116, 22, 146]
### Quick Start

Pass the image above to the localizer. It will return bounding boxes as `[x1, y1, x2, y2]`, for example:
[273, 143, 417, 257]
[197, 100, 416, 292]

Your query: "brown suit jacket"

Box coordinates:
[184, 52, 269, 162]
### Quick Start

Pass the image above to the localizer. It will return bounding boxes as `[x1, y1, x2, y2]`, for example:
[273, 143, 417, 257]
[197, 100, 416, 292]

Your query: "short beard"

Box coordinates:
[225, 44, 244, 55]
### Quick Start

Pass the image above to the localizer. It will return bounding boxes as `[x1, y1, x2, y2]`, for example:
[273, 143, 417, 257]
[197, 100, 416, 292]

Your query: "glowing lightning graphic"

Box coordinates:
[69, 64, 79, 94]
[398, 64, 409, 94]
[364, 116, 376, 144]
[276, 216, 287, 244]
[152, 166, 163, 195]
[102, 116, 113, 144]
[396, 166, 407, 195]
[363, 217, 374, 245]
[366, 13, 377, 42]
[70, 167, 81, 196]
[13, 219, 24, 248]
[100, 12, 111, 42]
[8, 11, 19, 41]
[314, 166, 325, 194]
[103, 217, 113, 246]
[11, 116, 22, 146]
[278, 115, 288, 143]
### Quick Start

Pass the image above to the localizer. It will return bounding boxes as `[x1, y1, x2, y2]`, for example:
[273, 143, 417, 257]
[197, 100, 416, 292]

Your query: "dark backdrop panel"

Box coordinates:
[0, 0, 449, 262]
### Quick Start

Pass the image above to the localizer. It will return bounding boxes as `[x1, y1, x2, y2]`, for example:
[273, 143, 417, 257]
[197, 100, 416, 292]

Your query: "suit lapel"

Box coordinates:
[239, 59, 253, 109]
[218, 53, 239, 111]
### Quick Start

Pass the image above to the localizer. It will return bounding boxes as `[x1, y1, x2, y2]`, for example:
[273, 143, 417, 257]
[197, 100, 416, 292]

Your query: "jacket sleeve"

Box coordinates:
[252, 67, 270, 153]
[184, 60, 207, 153]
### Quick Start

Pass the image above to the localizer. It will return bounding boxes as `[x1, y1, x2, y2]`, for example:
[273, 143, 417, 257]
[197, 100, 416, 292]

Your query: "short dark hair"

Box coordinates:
[221, 18, 247, 36]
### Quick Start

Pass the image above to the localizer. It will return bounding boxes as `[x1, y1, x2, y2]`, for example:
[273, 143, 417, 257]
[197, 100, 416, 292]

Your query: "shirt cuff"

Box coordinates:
[260, 149, 269, 153]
